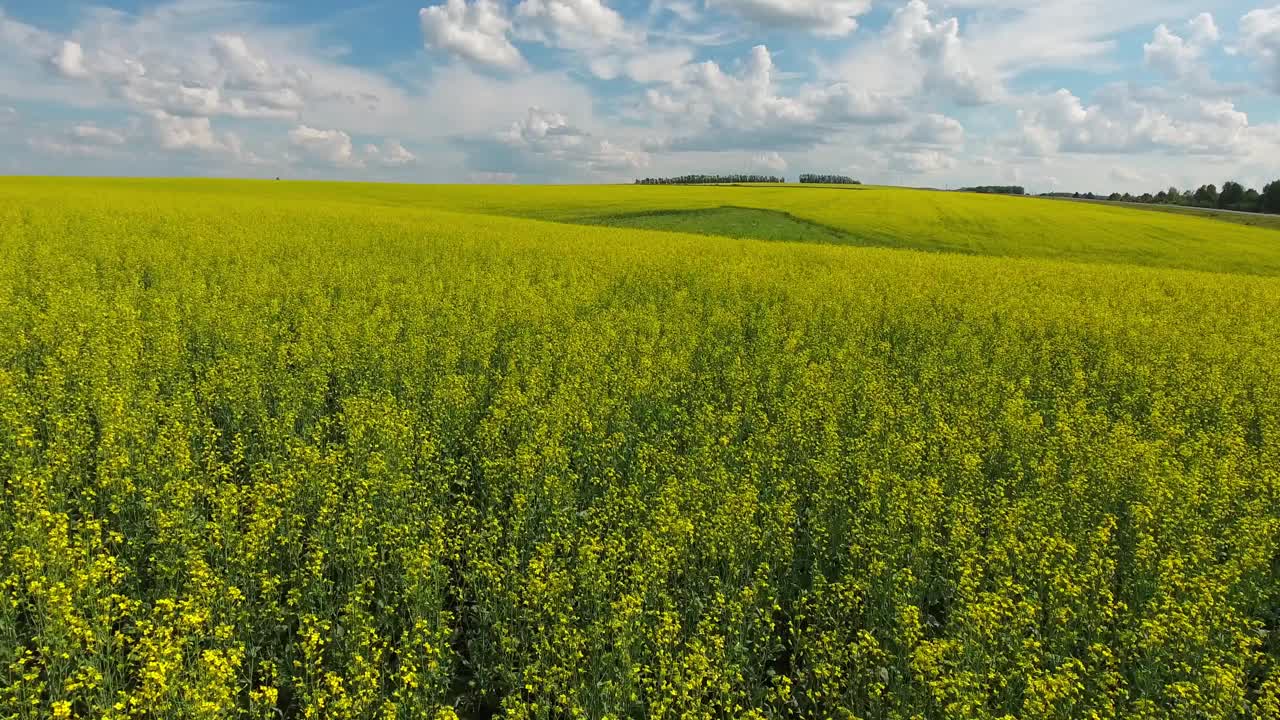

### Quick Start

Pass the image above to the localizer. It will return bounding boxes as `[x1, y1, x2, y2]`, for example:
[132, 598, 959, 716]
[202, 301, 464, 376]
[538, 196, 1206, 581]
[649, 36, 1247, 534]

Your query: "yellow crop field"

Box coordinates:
[1, 177, 1278, 719]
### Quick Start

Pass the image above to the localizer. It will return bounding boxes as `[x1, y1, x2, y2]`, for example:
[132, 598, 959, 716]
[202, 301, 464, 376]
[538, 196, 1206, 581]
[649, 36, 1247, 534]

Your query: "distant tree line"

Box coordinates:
[634, 175, 784, 185]
[799, 175, 861, 185]
[1102, 180, 1280, 214]
[1050, 179, 1280, 215]
[958, 186, 1026, 196]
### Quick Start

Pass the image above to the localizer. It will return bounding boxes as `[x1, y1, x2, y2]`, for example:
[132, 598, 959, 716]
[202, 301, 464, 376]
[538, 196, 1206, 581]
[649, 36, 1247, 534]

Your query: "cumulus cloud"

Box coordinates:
[909, 114, 964, 146]
[752, 151, 787, 172]
[1239, 6, 1280, 93]
[1110, 166, 1144, 184]
[51, 40, 89, 78]
[1145, 25, 1200, 79]
[28, 113, 251, 161]
[882, 0, 1000, 106]
[5, 3, 399, 128]
[705, 0, 871, 37]
[71, 123, 127, 146]
[457, 107, 650, 179]
[420, 0, 527, 72]
[366, 140, 418, 167]
[289, 124, 361, 167]
[514, 0, 633, 51]
[20, 10, 402, 131]
[1144, 13, 1224, 93]
[1, 9, 56, 59]
[1015, 86, 1251, 157]
[646, 44, 906, 152]
[28, 120, 132, 158]
[860, 114, 963, 173]
[1189, 13, 1220, 44]
[892, 149, 955, 174]
[149, 111, 249, 157]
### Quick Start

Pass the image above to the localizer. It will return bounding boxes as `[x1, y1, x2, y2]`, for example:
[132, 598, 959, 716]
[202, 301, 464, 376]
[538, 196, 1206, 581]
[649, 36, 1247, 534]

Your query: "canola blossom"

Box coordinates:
[0, 179, 1278, 719]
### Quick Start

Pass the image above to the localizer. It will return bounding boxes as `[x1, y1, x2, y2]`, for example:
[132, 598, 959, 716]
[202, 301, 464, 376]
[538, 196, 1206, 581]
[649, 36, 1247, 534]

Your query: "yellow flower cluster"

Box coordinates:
[0, 179, 1278, 719]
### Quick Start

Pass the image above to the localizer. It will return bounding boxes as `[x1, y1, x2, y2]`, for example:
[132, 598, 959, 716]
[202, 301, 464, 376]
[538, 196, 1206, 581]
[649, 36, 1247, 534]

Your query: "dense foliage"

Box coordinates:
[633, 175, 784, 185]
[958, 186, 1026, 196]
[797, 175, 860, 185]
[1089, 178, 1280, 215]
[1, 180, 1279, 720]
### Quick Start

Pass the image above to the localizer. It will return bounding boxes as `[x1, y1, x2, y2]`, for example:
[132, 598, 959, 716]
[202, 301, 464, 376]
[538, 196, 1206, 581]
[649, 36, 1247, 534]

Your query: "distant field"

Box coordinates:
[1067, 197, 1280, 231]
[12, 176, 1280, 275]
[1, 177, 1277, 719]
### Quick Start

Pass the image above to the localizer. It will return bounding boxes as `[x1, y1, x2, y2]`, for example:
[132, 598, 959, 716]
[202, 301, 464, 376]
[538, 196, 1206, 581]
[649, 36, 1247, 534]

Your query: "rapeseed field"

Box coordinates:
[1, 178, 1278, 719]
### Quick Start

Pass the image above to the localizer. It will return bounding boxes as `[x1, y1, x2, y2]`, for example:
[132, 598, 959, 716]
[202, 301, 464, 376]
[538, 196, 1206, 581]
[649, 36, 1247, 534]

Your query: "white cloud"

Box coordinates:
[1110, 166, 1144, 183]
[415, 63, 598, 141]
[458, 106, 650, 179]
[752, 151, 787, 172]
[705, 0, 871, 37]
[27, 111, 256, 163]
[28, 120, 133, 158]
[1144, 13, 1222, 92]
[1015, 86, 1252, 157]
[0, 1, 427, 156]
[71, 123, 127, 146]
[907, 114, 965, 146]
[646, 44, 907, 152]
[1145, 25, 1200, 78]
[5, 3, 403, 127]
[1189, 12, 1220, 44]
[1239, 6, 1280, 93]
[1, 10, 58, 73]
[831, 0, 1000, 108]
[468, 171, 518, 182]
[625, 47, 694, 84]
[289, 124, 362, 167]
[514, 0, 633, 51]
[882, 0, 1000, 105]
[650, 0, 700, 24]
[420, 0, 527, 72]
[3, 0, 1279, 188]
[151, 111, 230, 152]
[366, 139, 418, 167]
[51, 40, 89, 78]
[28, 137, 116, 158]
[892, 149, 956, 174]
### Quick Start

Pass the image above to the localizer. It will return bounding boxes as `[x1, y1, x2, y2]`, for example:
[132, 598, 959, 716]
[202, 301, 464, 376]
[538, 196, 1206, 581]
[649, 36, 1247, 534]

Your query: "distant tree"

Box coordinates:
[1139, 193, 1155, 204]
[1194, 184, 1218, 207]
[1167, 186, 1180, 201]
[1243, 188, 1261, 212]
[1262, 181, 1280, 214]
[1108, 192, 1122, 201]
[1218, 181, 1245, 209]
[958, 186, 1025, 195]
[1155, 190, 1168, 203]
[635, 174, 785, 185]
[799, 174, 861, 185]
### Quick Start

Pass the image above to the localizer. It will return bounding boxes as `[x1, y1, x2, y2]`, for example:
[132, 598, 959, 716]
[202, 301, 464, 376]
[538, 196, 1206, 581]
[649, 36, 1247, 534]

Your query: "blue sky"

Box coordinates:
[1, 0, 1279, 192]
